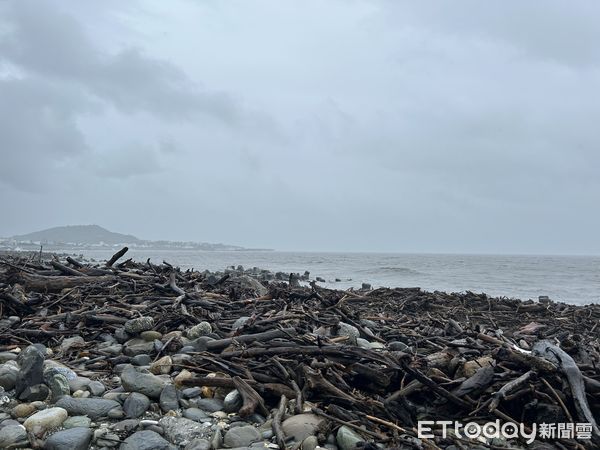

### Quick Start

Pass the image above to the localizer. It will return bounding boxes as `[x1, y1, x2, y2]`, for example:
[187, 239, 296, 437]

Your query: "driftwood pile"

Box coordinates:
[1, 249, 600, 449]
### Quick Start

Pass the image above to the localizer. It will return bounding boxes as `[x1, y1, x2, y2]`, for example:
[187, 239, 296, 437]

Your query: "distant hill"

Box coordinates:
[7, 225, 268, 251]
[12, 225, 140, 245]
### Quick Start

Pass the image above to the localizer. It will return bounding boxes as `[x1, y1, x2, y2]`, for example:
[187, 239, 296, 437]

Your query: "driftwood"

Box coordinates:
[233, 375, 269, 418]
[272, 395, 288, 449]
[105, 246, 128, 267]
[533, 340, 600, 441]
[1, 252, 599, 449]
[12, 272, 116, 291]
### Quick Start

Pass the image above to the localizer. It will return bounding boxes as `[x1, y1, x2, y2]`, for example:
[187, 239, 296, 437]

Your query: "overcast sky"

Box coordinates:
[1, 1, 599, 254]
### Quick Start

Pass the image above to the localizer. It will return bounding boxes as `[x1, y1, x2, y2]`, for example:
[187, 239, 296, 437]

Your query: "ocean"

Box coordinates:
[62, 249, 600, 306]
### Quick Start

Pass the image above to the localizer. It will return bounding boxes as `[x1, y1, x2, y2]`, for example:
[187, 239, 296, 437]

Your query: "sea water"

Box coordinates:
[66, 250, 600, 305]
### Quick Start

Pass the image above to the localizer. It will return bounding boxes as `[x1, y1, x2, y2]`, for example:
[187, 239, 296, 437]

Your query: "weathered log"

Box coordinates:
[51, 260, 88, 277]
[533, 340, 600, 440]
[106, 246, 128, 267]
[14, 273, 116, 292]
[180, 376, 295, 399]
[66, 256, 84, 268]
[489, 370, 535, 412]
[272, 395, 288, 450]
[0, 292, 35, 314]
[233, 376, 269, 418]
[205, 328, 297, 352]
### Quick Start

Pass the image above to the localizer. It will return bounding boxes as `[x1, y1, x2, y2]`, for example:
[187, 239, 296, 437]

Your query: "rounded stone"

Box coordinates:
[184, 438, 211, 450]
[124, 317, 155, 335]
[108, 407, 126, 419]
[141, 330, 163, 341]
[336, 426, 364, 450]
[15, 345, 45, 397]
[121, 365, 167, 398]
[0, 424, 28, 449]
[183, 408, 210, 422]
[131, 354, 152, 366]
[181, 387, 202, 399]
[159, 384, 180, 413]
[186, 322, 212, 340]
[174, 369, 193, 387]
[87, 380, 106, 396]
[159, 416, 214, 446]
[68, 376, 91, 393]
[55, 396, 121, 420]
[223, 389, 243, 413]
[223, 425, 262, 447]
[120, 430, 174, 450]
[12, 403, 36, 418]
[47, 373, 70, 402]
[44, 426, 93, 450]
[0, 363, 19, 390]
[123, 338, 155, 357]
[194, 397, 224, 413]
[18, 383, 50, 402]
[302, 435, 319, 450]
[0, 352, 18, 363]
[282, 414, 326, 442]
[123, 392, 151, 418]
[150, 356, 172, 375]
[63, 415, 92, 429]
[23, 407, 68, 437]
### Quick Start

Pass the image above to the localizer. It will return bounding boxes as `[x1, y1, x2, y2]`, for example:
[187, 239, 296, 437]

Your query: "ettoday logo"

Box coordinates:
[417, 420, 593, 444]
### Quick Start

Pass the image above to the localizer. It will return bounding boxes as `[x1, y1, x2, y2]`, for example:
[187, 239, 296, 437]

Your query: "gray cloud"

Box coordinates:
[88, 143, 162, 179]
[0, 0, 248, 191]
[1, 0, 599, 254]
[0, 77, 91, 191]
[1, 1, 238, 120]
[381, 1, 600, 67]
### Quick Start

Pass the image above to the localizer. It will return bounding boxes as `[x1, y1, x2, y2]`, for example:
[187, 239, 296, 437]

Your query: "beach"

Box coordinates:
[0, 250, 599, 449]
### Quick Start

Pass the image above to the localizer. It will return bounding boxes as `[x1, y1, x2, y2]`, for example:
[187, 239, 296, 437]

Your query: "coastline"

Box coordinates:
[0, 250, 599, 448]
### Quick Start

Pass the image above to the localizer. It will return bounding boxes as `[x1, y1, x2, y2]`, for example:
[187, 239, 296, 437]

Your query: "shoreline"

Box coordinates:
[0, 250, 599, 448]
[3, 249, 598, 306]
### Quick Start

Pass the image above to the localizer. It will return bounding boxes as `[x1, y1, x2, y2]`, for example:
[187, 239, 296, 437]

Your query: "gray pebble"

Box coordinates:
[128, 354, 153, 369]
[223, 425, 262, 447]
[183, 407, 211, 422]
[124, 317, 155, 335]
[195, 397, 224, 413]
[44, 426, 93, 450]
[63, 415, 92, 429]
[0, 424, 29, 449]
[159, 384, 180, 412]
[223, 389, 243, 413]
[123, 392, 151, 418]
[184, 437, 211, 450]
[181, 387, 202, 399]
[87, 380, 106, 396]
[120, 430, 175, 450]
[47, 373, 70, 402]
